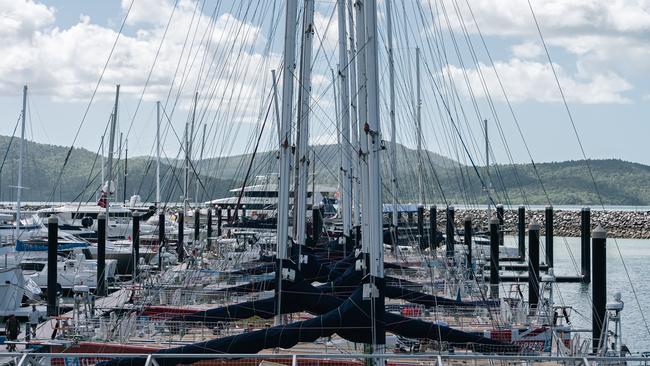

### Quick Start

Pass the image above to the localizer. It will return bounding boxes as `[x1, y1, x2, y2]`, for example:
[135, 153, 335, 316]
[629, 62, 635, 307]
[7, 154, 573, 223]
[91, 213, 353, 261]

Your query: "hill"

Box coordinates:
[0, 135, 232, 204]
[1, 135, 649, 205]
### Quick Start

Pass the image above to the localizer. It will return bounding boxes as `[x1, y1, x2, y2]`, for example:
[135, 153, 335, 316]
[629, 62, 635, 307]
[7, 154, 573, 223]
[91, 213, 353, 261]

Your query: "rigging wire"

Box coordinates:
[527, 0, 650, 339]
[46, 0, 136, 204]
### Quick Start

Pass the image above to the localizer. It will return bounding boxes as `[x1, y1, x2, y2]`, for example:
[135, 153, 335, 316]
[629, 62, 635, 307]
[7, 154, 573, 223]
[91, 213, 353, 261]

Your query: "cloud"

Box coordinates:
[0, 0, 274, 116]
[0, 0, 55, 39]
[445, 58, 633, 104]
[447, 0, 650, 75]
[422, 0, 648, 104]
[451, 0, 650, 37]
[511, 41, 542, 59]
[311, 133, 338, 145]
[121, 0, 174, 26]
[313, 9, 338, 53]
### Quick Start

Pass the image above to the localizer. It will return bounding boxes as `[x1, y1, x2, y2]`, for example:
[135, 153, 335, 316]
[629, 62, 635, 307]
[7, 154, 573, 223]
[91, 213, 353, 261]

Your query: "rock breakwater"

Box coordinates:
[423, 208, 650, 239]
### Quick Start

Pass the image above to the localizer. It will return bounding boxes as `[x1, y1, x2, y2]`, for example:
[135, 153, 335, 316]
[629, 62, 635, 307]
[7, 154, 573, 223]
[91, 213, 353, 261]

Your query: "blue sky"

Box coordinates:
[1, 0, 649, 167]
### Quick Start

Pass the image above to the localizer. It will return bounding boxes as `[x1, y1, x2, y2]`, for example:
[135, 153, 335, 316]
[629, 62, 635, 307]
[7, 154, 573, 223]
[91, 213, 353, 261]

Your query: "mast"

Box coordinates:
[416, 47, 424, 205]
[101, 134, 105, 195]
[484, 119, 491, 218]
[156, 101, 161, 206]
[293, 0, 315, 249]
[332, 67, 341, 209]
[276, 0, 298, 324]
[271, 70, 281, 145]
[117, 133, 122, 204]
[106, 85, 120, 238]
[183, 122, 189, 213]
[337, 0, 353, 242]
[186, 92, 198, 212]
[312, 149, 316, 207]
[15, 85, 27, 241]
[386, 0, 398, 227]
[365, 0, 385, 351]
[347, 0, 360, 228]
[354, 0, 370, 255]
[195, 123, 206, 203]
[123, 138, 128, 203]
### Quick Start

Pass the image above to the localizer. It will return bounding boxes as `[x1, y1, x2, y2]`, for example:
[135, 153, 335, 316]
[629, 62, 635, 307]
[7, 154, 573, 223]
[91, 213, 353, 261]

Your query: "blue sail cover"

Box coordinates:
[15, 240, 88, 252]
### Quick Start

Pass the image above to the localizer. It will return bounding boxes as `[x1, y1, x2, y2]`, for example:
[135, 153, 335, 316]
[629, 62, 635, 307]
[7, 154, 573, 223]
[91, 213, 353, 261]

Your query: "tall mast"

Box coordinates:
[156, 101, 161, 206]
[183, 122, 189, 213]
[332, 67, 342, 210]
[354, 0, 370, 255]
[117, 133, 122, 204]
[106, 85, 120, 237]
[386, 0, 398, 227]
[276, 0, 298, 324]
[416, 47, 424, 205]
[337, 0, 352, 242]
[271, 70, 281, 145]
[484, 119, 491, 218]
[365, 0, 385, 351]
[101, 134, 105, 195]
[312, 149, 316, 207]
[187, 92, 198, 211]
[347, 0, 360, 228]
[15, 85, 27, 241]
[195, 123, 206, 203]
[293, 0, 315, 249]
[123, 138, 128, 203]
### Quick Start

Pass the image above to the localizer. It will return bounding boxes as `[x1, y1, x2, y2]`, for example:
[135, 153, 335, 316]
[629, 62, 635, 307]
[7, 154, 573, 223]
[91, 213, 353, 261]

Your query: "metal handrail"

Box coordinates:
[7, 352, 650, 362]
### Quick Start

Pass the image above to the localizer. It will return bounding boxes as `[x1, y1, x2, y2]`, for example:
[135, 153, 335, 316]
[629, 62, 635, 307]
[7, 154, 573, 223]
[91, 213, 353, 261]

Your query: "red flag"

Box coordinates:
[97, 191, 107, 208]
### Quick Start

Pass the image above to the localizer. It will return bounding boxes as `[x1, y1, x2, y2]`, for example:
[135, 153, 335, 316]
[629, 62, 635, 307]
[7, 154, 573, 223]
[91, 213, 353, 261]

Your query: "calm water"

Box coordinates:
[504, 236, 650, 353]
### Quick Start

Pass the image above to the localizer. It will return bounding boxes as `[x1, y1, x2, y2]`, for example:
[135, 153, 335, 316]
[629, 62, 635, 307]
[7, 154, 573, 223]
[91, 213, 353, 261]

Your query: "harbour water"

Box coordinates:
[522, 236, 650, 353]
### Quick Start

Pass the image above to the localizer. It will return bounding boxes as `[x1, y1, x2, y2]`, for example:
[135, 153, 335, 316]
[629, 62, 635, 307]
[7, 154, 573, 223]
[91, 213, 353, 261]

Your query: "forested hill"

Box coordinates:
[1, 135, 649, 205]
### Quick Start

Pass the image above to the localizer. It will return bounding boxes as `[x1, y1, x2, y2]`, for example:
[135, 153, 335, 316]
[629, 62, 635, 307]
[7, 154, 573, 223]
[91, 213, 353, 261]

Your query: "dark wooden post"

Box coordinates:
[464, 214, 473, 278]
[528, 219, 541, 311]
[132, 212, 140, 278]
[581, 207, 591, 283]
[489, 217, 499, 299]
[545, 205, 554, 267]
[47, 216, 58, 316]
[592, 226, 607, 352]
[177, 212, 185, 262]
[446, 206, 455, 257]
[97, 213, 107, 296]
[518, 205, 526, 259]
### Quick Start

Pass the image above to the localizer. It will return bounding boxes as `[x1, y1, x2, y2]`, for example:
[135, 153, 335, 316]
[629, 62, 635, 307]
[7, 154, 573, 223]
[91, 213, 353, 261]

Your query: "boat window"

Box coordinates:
[72, 213, 99, 220]
[20, 262, 45, 272]
[222, 204, 276, 210]
[243, 191, 278, 198]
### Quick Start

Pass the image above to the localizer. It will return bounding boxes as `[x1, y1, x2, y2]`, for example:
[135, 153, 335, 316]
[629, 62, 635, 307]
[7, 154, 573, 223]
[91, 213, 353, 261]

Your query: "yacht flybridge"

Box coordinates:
[207, 174, 338, 217]
[32, 203, 156, 240]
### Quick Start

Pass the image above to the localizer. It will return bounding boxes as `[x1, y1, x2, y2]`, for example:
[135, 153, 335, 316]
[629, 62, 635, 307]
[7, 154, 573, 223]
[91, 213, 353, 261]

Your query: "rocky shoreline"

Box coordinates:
[427, 208, 650, 239]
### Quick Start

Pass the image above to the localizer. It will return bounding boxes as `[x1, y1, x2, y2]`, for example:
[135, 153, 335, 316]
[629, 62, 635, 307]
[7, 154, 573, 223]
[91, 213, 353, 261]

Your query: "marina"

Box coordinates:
[0, 0, 649, 365]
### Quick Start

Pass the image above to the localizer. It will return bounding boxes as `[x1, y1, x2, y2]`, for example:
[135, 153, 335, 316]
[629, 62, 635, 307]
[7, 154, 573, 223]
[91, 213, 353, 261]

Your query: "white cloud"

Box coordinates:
[451, 0, 650, 37]
[311, 133, 338, 145]
[313, 10, 338, 53]
[447, 0, 650, 75]
[0, 0, 55, 40]
[445, 58, 633, 104]
[511, 42, 542, 59]
[121, 0, 174, 26]
[0, 0, 274, 117]
[423, 0, 648, 103]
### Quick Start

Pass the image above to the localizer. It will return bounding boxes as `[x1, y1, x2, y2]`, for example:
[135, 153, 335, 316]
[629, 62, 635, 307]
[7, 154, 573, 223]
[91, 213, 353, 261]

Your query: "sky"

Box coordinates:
[0, 0, 649, 167]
